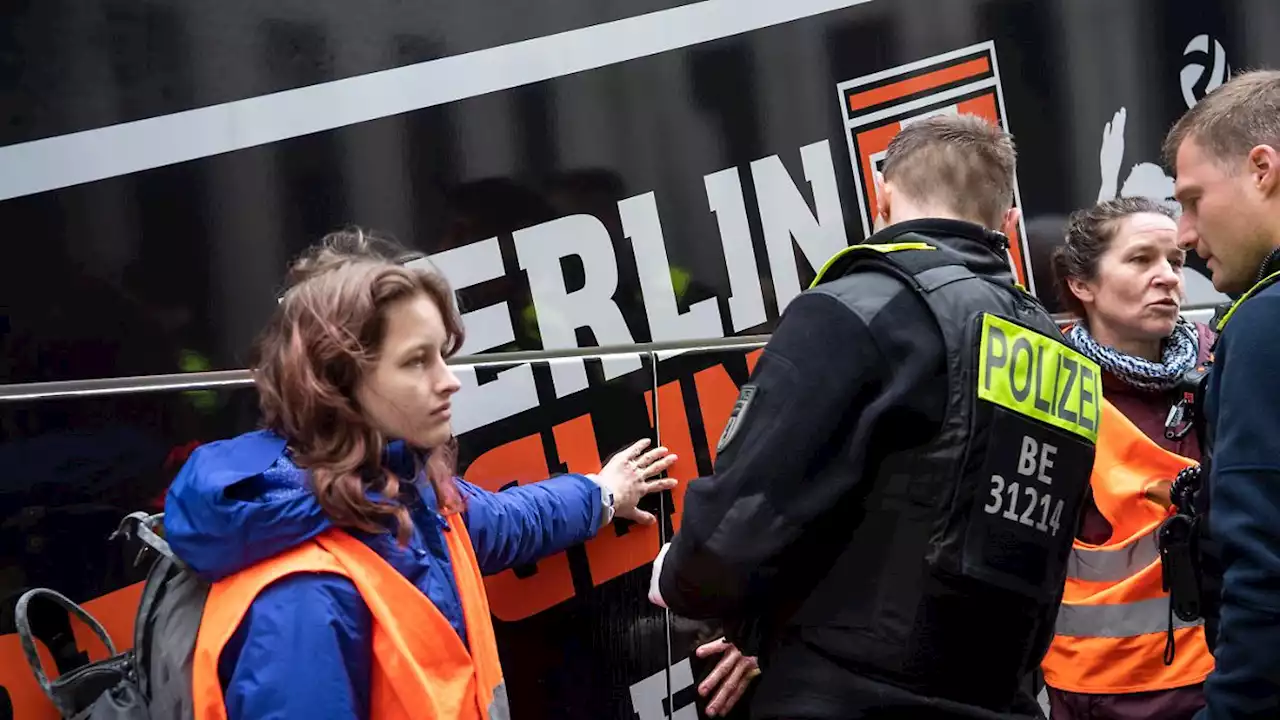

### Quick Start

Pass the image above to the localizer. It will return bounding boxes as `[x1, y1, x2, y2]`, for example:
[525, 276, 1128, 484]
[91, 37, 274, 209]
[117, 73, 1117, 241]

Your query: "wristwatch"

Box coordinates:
[589, 473, 615, 527]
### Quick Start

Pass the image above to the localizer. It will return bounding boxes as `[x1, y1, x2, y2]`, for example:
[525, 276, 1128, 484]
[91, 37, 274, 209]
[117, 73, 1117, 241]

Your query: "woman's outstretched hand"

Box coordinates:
[592, 439, 678, 525]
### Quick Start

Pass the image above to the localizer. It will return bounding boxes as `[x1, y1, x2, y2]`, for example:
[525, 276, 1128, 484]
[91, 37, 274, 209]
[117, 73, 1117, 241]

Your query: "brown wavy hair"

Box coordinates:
[251, 228, 466, 544]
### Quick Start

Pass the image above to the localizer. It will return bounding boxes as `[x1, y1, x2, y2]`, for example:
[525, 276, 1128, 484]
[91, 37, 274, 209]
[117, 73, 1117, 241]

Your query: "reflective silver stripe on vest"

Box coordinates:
[489, 680, 511, 720]
[1066, 531, 1160, 583]
[1055, 597, 1203, 638]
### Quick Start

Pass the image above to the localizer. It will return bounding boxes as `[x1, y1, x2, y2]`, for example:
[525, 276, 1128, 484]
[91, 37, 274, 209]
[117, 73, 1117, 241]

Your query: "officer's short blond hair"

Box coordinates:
[1163, 69, 1280, 171]
[881, 114, 1017, 230]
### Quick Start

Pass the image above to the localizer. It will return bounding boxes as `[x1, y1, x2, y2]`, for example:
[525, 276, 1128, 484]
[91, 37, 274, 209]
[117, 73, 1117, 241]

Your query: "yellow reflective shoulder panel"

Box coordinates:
[977, 314, 1101, 444]
[808, 242, 935, 288]
[857, 242, 935, 253]
[1216, 269, 1280, 332]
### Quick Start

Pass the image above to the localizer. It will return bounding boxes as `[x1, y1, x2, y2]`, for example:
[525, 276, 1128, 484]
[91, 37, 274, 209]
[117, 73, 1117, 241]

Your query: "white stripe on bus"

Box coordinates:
[0, 0, 871, 202]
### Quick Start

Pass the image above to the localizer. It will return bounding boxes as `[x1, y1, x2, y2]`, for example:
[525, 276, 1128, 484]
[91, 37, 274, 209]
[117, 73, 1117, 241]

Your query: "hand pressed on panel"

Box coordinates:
[592, 439, 678, 525]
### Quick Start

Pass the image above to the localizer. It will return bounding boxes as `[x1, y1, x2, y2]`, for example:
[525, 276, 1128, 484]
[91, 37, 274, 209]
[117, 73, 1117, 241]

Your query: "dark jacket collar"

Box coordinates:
[1213, 246, 1280, 332]
[1256, 247, 1280, 286]
[866, 218, 1016, 284]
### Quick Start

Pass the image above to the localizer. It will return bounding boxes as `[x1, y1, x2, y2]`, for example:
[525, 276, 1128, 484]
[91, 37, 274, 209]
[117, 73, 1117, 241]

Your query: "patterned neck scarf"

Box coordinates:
[1065, 320, 1198, 393]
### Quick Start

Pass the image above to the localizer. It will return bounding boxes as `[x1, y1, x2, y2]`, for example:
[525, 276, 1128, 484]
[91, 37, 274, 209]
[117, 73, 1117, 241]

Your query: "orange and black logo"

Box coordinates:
[836, 41, 1034, 293]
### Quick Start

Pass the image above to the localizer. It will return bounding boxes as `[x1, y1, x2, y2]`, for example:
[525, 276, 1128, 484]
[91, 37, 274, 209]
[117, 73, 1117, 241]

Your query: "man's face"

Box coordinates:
[1173, 137, 1276, 294]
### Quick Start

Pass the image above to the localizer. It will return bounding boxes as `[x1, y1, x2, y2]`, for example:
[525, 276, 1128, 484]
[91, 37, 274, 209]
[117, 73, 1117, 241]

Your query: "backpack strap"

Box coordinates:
[111, 511, 177, 565]
[111, 511, 188, 698]
[131, 554, 183, 700]
[14, 588, 118, 715]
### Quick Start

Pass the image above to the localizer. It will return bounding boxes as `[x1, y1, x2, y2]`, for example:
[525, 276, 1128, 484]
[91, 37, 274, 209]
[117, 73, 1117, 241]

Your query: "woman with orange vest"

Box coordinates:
[162, 229, 679, 720]
[1040, 198, 1215, 719]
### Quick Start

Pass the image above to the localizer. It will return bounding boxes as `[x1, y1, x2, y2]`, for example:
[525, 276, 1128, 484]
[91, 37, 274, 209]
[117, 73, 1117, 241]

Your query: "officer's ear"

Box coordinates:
[873, 171, 891, 230]
[1248, 144, 1280, 199]
[1000, 207, 1021, 240]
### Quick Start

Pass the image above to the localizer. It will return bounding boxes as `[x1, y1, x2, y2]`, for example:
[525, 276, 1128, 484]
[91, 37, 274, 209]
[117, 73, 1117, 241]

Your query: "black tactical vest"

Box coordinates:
[793, 238, 1101, 711]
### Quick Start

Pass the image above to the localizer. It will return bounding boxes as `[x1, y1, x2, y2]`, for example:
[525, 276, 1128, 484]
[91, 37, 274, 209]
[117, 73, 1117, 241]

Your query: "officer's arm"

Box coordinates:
[1199, 293, 1280, 719]
[655, 290, 900, 620]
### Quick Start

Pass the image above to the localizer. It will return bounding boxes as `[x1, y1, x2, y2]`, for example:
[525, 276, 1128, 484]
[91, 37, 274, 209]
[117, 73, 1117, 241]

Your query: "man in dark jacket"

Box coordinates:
[647, 114, 1099, 719]
[1164, 69, 1280, 720]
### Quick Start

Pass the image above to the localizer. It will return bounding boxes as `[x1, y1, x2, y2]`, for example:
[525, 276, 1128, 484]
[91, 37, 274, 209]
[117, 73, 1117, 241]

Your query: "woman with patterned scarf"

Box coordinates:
[1040, 197, 1215, 720]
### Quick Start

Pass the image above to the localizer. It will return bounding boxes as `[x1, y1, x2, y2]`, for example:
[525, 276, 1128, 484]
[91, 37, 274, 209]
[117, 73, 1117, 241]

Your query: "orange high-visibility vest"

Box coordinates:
[192, 512, 509, 720]
[1041, 398, 1213, 694]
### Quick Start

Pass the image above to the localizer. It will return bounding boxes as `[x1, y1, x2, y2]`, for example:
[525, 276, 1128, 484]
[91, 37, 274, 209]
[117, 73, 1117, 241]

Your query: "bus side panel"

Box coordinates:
[9, 1, 1280, 718]
[3, 0, 1272, 389]
[454, 353, 673, 719]
[652, 346, 765, 720]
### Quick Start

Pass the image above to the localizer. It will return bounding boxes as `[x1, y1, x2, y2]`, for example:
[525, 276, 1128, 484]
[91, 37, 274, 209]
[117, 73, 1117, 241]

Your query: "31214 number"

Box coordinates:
[983, 474, 1064, 536]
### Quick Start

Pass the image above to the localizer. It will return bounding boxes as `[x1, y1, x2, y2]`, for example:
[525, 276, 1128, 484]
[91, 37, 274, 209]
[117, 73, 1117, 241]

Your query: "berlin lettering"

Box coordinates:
[421, 138, 846, 436]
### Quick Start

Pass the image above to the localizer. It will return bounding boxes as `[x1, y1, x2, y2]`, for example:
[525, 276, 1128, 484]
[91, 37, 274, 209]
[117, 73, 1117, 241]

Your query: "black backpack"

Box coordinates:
[16, 512, 209, 719]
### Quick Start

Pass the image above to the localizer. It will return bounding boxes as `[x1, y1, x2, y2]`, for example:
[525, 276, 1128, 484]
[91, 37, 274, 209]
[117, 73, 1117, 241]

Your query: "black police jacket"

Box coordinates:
[1188, 248, 1280, 719]
[657, 219, 1100, 719]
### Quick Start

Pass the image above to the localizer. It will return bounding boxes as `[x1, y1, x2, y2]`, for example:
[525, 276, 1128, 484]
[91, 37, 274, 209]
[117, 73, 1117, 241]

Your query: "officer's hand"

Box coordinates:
[695, 637, 759, 717]
[595, 439, 678, 525]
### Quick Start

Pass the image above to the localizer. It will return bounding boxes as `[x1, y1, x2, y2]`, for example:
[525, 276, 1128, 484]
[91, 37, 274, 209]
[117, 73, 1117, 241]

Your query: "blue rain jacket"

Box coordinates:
[164, 429, 601, 720]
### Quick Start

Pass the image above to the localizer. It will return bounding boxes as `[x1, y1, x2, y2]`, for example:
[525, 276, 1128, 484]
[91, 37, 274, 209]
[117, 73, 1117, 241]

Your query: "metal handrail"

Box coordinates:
[0, 335, 771, 403]
[0, 305, 1219, 404]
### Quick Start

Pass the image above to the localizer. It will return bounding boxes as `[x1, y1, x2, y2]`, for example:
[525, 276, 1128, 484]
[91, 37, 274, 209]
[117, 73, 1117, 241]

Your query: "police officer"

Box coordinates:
[647, 114, 1100, 719]
[1162, 70, 1280, 719]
